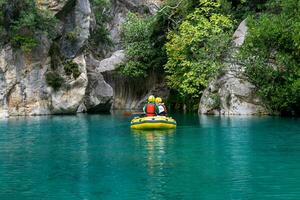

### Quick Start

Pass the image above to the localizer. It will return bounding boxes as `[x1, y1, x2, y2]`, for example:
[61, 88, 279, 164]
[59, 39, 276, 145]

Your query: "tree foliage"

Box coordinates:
[0, 0, 57, 52]
[119, 12, 166, 77]
[164, 0, 234, 99]
[241, 0, 300, 115]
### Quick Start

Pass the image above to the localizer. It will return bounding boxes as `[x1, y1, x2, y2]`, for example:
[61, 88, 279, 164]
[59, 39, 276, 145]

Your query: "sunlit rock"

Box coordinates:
[199, 20, 269, 115]
[50, 54, 88, 114]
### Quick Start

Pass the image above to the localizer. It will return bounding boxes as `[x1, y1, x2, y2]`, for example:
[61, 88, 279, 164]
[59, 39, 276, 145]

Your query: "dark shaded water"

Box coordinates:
[0, 114, 299, 199]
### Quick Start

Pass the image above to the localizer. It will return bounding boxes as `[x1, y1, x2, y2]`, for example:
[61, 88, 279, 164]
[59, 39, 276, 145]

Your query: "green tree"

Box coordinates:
[165, 0, 233, 99]
[119, 12, 166, 77]
[241, 0, 300, 115]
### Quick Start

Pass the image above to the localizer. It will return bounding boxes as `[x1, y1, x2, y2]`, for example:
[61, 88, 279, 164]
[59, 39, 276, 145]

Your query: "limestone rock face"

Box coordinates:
[98, 0, 168, 111]
[0, 0, 90, 117]
[50, 55, 88, 114]
[0, 46, 88, 117]
[90, 50, 126, 73]
[108, 0, 163, 50]
[83, 51, 125, 113]
[0, 0, 166, 117]
[60, 0, 92, 58]
[0, 40, 51, 117]
[199, 20, 268, 115]
[103, 71, 169, 110]
[81, 0, 167, 112]
[36, 0, 70, 14]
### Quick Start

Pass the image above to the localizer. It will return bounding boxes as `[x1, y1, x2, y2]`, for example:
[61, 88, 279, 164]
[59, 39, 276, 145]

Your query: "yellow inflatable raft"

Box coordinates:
[130, 116, 177, 130]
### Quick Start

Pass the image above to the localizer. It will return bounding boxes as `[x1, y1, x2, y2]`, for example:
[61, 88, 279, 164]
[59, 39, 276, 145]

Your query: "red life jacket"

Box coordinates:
[146, 104, 156, 116]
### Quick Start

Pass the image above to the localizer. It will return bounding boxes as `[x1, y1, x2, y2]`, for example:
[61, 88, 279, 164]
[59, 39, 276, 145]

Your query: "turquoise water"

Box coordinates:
[0, 114, 300, 200]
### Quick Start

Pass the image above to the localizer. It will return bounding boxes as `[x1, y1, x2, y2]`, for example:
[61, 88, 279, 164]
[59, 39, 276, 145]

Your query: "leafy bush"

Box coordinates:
[0, 0, 58, 52]
[66, 31, 78, 43]
[118, 12, 166, 77]
[164, 0, 234, 99]
[156, 0, 199, 30]
[11, 35, 38, 53]
[241, 0, 300, 115]
[64, 60, 81, 79]
[46, 71, 64, 91]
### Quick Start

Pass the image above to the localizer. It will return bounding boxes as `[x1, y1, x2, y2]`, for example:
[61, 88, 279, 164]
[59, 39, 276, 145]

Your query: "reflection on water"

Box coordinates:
[132, 129, 175, 175]
[131, 129, 175, 199]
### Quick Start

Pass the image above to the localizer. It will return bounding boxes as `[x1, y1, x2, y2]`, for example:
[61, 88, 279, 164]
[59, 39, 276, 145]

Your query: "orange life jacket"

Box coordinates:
[146, 104, 156, 116]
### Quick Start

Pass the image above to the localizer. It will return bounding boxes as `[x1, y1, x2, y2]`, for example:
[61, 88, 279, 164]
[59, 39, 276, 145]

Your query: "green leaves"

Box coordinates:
[241, 0, 300, 115]
[122, 13, 152, 43]
[165, 0, 233, 98]
[11, 35, 38, 53]
[64, 60, 81, 79]
[119, 12, 165, 78]
[45, 71, 64, 91]
[0, 0, 58, 52]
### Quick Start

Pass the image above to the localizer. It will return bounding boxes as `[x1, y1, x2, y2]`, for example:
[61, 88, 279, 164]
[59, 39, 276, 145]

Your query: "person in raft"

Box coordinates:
[143, 95, 159, 117]
[155, 97, 168, 116]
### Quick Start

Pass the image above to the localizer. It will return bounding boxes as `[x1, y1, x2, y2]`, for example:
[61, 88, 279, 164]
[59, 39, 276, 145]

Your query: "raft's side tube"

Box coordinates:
[130, 116, 176, 130]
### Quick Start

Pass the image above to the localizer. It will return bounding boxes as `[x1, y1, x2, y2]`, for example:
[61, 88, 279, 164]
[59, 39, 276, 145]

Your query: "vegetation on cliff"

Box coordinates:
[120, 0, 299, 115]
[120, 0, 235, 110]
[241, 0, 300, 115]
[89, 0, 113, 54]
[165, 0, 233, 99]
[0, 0, 298, 115]
[0, 0, 57, 52]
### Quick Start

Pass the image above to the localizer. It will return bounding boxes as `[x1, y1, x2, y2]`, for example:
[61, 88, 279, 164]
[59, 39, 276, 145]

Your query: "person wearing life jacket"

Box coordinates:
[143, 95, 159, 117]
[155, 97, 168, 116]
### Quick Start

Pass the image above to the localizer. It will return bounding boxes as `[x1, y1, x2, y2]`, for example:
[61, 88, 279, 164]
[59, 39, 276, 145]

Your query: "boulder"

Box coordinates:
[84, 73, 113, 113]
[83, 50, 125, 113]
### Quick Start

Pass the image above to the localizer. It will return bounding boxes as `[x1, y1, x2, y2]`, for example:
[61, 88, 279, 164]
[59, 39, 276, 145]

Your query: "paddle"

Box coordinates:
[123, 111, 145, 117]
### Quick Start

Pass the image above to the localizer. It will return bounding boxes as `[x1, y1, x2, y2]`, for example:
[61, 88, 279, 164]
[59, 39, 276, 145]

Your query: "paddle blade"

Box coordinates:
[123, 112, 145, 117]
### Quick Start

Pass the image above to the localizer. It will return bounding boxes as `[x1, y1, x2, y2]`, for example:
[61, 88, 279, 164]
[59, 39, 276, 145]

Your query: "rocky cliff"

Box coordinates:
[0, 0, 163, 117]
[199, 20, 268, 115]
[103, 70, 169, 110]
[0, 1, 268, 118]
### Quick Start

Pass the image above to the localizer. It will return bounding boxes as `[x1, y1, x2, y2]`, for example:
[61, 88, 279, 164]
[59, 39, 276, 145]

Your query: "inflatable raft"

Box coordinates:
[130, 116, 176, 130]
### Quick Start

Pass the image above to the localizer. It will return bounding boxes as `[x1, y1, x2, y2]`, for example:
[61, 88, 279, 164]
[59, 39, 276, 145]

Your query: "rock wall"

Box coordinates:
[37, 0, 70, 14]
[84, 50, 125, 113]
[0, 41, 51, 117]
[199, 20, 269, 115]
[0, 0, 164, 117]
[103, 71, 169, 110]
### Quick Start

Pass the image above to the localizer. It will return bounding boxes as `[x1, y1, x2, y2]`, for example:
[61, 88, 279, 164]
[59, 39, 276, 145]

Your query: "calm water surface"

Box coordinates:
[0, 114, 300, 200]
